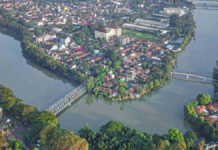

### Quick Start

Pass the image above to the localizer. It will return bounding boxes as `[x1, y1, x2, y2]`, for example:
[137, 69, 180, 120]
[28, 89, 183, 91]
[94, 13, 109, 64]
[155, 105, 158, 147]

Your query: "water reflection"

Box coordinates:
[58, 9, 218, 134]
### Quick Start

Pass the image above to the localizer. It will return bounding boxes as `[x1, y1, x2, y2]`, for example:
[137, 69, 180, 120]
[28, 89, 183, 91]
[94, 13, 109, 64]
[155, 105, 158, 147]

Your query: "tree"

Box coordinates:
[104, 49, 120, 62]
[191, 99, 198, 107]
[184, 131, 197, 149]
[38, 111, 57, 126]
[213, 61, 218, 101]
[196, 139, 205, 150]
[78, 124, 96, 149]
[0, 134, 8, 148]
[196, 94, 211, 105]
[86, 76, 95, 93]
[82, 62, 90, 73]
[9, 140, 23, 150]
[40, 124, 88, 150]
[170, 14, 180, 28]
[169, 142, 186, 150]
[156, 140, 170, 150]
[167, 128, 184, 143]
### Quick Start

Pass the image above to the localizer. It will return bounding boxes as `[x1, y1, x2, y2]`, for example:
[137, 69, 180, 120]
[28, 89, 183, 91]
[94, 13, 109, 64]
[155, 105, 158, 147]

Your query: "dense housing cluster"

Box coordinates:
[0, 0, 192, 101]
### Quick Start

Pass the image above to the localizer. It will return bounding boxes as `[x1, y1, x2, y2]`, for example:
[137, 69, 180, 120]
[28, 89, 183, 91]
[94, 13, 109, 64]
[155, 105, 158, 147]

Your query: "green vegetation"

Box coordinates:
[213, 61, 218, 101]
[170, 11, 196, 37]
[79, 121, 203, 150]
[122, 29, 159, 41]
[0, 9, 86, 84]
[184, 62, 218, 142]
[0, 135, 24, 150]
[0, 85, 88, 150]
[184, 96, 218, 141]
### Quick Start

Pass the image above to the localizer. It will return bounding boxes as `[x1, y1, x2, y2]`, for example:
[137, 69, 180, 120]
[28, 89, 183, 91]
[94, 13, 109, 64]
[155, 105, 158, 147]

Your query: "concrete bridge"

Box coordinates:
[192, 0, 218, 9]
[47, 83, 86, 115]
[195, 2, 218, 7]
[204, 142, 218, 150]
[171, 72, 217, 83]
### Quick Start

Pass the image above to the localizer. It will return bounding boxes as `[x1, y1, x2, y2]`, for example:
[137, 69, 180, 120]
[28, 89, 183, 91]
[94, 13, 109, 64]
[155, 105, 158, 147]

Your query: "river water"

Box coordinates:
[0, 9, 217, 134]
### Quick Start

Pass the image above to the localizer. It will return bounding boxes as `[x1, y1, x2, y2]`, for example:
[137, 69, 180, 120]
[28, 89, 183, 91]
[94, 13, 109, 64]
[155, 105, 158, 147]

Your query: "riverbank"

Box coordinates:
[184, 62, 218, 142]
[0, 12, 85, 85]
[57, 8, 218, 133]
[0, 7, 217, 134]
[0, 5, 196, 101]
[0, 85, 88, 149]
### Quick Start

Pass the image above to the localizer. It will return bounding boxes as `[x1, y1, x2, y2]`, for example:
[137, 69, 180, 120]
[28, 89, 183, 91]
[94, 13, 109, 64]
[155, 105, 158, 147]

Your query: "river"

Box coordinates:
[0, 8, 217, 134]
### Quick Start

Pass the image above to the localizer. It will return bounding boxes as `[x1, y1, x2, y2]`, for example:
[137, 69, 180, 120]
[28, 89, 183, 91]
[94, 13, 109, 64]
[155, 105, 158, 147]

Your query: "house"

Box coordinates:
[50, 53, 60, 60]
[43, 34, 57, 42]
[50, 44, 58, 51]
[195, 106, 209, 114]
[60, 37, 71, 46]
[207, 103, 218, 113]
[52, 27, 63, 33]
[205, 115, 218, 123]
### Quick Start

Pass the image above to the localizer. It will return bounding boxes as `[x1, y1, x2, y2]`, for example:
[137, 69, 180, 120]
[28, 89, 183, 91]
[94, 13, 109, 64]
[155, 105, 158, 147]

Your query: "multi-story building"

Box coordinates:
[95, 25, 122, 41]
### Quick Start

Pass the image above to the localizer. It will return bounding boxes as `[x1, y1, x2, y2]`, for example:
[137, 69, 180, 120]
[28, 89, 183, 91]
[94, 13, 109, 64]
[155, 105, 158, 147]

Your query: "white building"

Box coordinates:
[50, 44, 58, 51]
[60, 37, 71, 46]
[164, 8, 186, 16]
[52, 27, 63, 33]
[43, 34, 57, 42]
[120, 35, 130, 45]
[95, 25, 122, 41]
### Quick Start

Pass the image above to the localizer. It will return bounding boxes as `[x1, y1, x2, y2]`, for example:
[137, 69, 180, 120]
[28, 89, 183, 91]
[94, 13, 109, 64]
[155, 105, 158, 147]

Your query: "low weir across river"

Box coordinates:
[47, 83, 86, 115]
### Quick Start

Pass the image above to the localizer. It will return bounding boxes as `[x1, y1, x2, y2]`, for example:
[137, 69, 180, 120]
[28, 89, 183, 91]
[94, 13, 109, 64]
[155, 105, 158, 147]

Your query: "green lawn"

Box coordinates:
[122, 29, 159, 41]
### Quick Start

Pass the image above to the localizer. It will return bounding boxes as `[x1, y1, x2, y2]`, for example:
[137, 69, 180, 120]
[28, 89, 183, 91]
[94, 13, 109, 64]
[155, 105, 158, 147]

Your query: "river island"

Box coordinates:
[0, 0, 195, 101]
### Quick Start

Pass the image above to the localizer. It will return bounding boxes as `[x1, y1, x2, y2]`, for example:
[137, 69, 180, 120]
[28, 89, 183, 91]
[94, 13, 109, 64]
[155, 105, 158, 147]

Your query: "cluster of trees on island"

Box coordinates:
[184, 61, 218, 142]
[184, 94, 218, 141]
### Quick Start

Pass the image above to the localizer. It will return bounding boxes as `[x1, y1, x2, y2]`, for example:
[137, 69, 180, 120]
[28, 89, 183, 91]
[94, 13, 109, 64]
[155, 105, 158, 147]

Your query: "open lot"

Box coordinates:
[122, 29, 159, 41]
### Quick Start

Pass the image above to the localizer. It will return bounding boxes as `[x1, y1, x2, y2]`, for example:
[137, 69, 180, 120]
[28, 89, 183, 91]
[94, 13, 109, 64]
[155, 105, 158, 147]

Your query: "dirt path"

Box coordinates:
[2, 116, 30, 150]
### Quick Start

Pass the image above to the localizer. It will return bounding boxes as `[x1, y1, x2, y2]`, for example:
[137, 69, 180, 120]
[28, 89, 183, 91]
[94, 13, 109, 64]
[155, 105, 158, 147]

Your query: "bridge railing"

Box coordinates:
[171, 71, 218, 83]
[47, 83, 87, 115]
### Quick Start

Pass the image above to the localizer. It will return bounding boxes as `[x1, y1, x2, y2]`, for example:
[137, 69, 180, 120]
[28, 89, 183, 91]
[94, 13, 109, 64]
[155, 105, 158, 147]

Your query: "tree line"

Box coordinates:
[78, 121, 205, 150]
[0, 9, 86, 84]
[0, 85, 88, 150]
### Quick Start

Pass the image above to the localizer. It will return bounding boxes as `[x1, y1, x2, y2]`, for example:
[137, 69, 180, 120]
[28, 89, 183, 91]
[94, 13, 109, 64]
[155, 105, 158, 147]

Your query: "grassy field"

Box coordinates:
[122, 29, 159, 41]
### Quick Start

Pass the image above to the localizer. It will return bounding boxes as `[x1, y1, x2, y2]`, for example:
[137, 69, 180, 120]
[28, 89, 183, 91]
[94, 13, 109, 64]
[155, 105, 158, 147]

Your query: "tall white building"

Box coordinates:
[95, 25, 122, 41]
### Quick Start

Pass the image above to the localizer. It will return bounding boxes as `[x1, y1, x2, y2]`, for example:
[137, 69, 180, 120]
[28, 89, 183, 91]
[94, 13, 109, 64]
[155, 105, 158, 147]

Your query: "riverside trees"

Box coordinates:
[184, 61, 218, 142]
[0, 85, 88, 150]
[79, 121, 200, 150]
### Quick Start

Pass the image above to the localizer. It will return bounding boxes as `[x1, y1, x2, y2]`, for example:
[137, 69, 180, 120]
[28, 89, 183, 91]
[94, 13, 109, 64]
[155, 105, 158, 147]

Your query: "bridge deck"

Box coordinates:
[171, 71, 217, 83]
[47, 83, 87, 115]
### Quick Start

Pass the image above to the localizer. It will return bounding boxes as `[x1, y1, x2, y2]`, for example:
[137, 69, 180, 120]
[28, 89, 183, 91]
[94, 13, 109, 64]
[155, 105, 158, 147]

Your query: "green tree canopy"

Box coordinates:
[167, 128, 184, 143]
